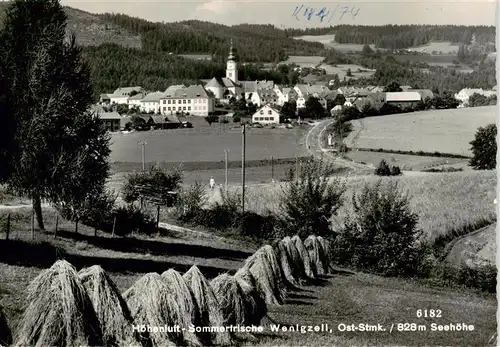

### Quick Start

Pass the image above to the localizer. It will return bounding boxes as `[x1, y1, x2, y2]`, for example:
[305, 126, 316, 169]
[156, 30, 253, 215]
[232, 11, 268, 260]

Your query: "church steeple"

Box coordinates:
[228, 39, 235, 61]
[226, 38, 238, 83]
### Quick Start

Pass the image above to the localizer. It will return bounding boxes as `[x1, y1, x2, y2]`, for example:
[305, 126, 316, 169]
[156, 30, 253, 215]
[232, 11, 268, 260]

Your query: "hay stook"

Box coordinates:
[123, 272, 197, 347]
[304, 235, 327, 276]
[13, 260, 104, 347]
[183, 265, 232, 346]
[78, 265, 144, 347]
[161, 269, 202, 347]
[272, 238, 301, 288]
[0, 306, 12, 347]
[292, 235, 317, 280]
[243, 245, 286, 305]
[316, 236, 332, 273]
[234, 267, 267, 326]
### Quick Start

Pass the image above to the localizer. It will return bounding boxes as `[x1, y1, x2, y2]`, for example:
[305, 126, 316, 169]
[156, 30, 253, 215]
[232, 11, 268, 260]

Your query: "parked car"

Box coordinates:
[181, 121, 193, 128]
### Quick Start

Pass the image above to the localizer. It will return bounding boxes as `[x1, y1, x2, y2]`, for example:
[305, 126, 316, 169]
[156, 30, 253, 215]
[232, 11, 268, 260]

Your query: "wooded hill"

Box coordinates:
[288, 25, 496, 51]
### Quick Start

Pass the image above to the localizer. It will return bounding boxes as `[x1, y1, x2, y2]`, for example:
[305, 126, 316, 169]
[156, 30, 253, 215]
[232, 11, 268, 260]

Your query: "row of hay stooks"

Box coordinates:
[0, 235, 332, 347]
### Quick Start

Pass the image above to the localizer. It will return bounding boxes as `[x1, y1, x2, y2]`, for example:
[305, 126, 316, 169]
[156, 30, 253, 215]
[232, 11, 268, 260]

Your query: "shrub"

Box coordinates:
[375, 159, 401, 176]
[109, 205, 156, 236]
[122, 164, 182, 205]
[233, 115, 241, 123]
[333, 180, 423, 276]
[173, 181, 208, 224]
[278, 158, 346, 238]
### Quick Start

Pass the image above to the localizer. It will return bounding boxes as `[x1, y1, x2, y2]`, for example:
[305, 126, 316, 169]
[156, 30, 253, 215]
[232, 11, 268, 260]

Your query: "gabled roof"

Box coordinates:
[386, 91, 421, 102]
[112, 86, 143, 95]
[150, 115, 168, 124]
[90, 105, 122, 120]
[253, 104, 282, 117]
[100, 94, 111, 100]
[141, 91, 167, 102]
[128, 93, 145, 101]
[161, 84, 213, 99]
[165, 85, 187, 94]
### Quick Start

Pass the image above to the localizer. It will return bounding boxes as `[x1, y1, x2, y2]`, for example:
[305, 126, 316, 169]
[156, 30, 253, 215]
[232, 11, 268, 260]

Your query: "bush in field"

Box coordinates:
[278, 158, 346, 239]
[375, 159, 401, 176]
[333, 180, 423, 276]
[174, 181, 208, 224]
[109, 205, 156, 236]
[469, 124, 496, 170]
[122, 164, 182, 206]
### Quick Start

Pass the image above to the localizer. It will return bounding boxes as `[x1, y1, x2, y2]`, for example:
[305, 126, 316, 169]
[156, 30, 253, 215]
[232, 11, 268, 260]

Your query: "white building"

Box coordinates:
[454, 88, 496, 106]
[140, 91, 166, 114]
[247, 89, 279, 107]
[127, 93, 144, 109]
[252, 105, 281, 125]
[109, 86, 144, 104]
[159, 84, 215, 117]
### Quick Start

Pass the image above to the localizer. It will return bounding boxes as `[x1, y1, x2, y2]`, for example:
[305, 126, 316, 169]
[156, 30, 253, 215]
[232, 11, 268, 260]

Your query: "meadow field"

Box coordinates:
[318, 63, 375, 80]
[279, 55, 325, 68]
[346, 106, 496, 156]
[345, 150, 468, 171]
[294, 34, 377, 53]
[392, 53, 458, 67]
[405, 41, 460, 54]
[109, 125, 309, 165]
[213, 170, 496, 242]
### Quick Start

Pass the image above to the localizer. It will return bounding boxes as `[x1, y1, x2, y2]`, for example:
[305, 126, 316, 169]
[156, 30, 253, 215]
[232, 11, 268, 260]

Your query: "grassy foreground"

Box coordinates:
[0, 227, 495, 347]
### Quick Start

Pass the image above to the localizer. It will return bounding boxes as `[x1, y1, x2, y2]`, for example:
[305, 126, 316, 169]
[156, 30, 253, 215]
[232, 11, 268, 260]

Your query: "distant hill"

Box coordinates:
[0, 3, 142, 49]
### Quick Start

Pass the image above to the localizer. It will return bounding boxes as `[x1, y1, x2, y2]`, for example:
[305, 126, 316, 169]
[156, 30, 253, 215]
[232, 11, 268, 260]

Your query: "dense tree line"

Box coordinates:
[331, 25, 495, 50]
[82, 44, 292, 97]
[98, 14, 324, 62]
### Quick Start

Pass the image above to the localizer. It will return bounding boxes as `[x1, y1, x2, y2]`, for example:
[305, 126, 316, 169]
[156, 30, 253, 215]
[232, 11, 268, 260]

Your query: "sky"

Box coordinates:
[57, 0, 497, 27]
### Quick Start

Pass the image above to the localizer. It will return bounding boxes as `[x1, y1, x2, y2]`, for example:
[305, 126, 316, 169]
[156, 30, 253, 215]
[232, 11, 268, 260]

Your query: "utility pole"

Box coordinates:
[139, 140, 147, 171]
[241, 124, 246, 214]
[271, 156, 274, 182]
[224, 149, 229, 194]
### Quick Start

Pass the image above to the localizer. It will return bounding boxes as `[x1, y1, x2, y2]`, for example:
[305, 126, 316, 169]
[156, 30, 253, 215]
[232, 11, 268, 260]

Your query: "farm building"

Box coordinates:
[108, 86, 145, 104]
[252, 105, 282, 125]
[90, 106, 122, 132]
[385, 91, 421, 108]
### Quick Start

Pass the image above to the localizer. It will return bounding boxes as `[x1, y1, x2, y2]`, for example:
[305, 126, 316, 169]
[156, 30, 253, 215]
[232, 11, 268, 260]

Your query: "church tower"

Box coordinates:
[226, 39, 238, 83]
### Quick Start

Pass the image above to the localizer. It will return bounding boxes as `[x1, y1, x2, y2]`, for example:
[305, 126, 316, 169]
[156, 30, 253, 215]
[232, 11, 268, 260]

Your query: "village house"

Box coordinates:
[108, 86, 145, 105]
[140, 91, 166, 114]
[294, 84, 328, 109]
[99, 94, 111, 105]
[385, 91, 421, 108]
[90, 105, 122, 132]
[159, 84, 215, 117]
[274, 86, 298, 106]
[248, 89, 278, 107]
[252, 105, 282, 125]
[127, 93, 145, 110]
[454, 88, 496, 106]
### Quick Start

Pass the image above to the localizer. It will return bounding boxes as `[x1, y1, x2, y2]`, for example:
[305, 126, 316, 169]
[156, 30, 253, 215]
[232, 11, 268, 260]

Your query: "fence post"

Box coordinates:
[54, 215, 59, 237]
[112, 216, 117, 237]
[271, 156, 274, 182]
[5, 213, 10, 240]
[156, 205, 161, 236]
[31, 207, 35, 240]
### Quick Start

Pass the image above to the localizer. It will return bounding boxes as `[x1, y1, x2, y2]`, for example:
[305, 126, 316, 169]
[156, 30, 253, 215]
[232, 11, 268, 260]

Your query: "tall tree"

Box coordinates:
[281, 100, 297, 119]
[0, 54, 15, 183]
[469, 124, 497, 170]
[2, 0, 111, 230]
[383, 81, 403, 92]
[305, 96, 326, 119]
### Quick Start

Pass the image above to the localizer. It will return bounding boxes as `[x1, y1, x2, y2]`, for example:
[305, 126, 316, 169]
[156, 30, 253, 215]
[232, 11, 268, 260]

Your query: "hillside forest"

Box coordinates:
[1, 5, 494, 98]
